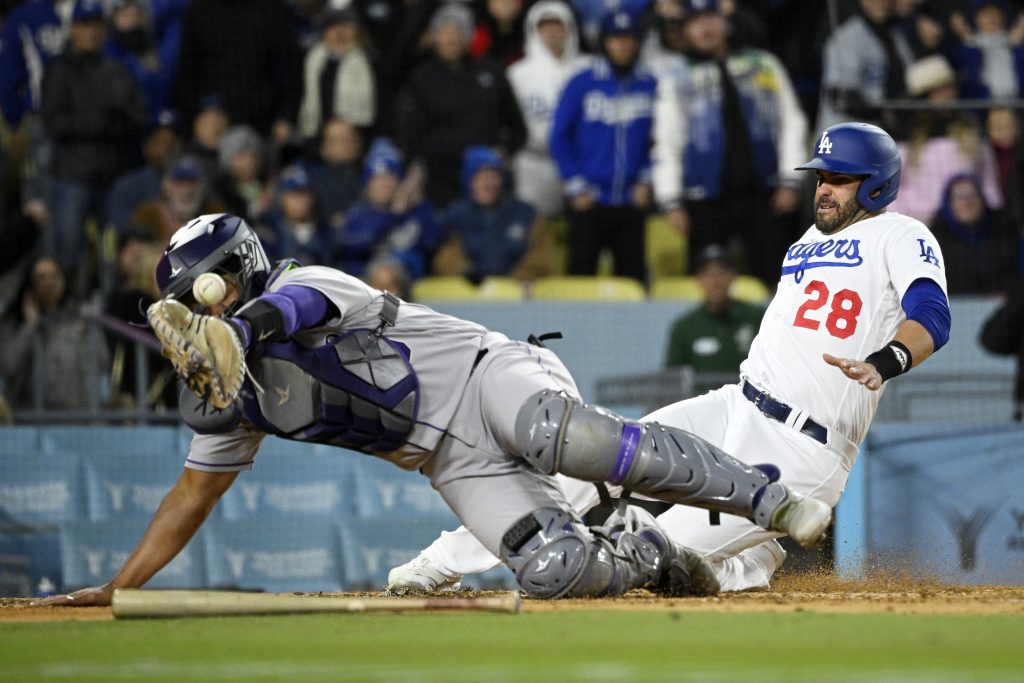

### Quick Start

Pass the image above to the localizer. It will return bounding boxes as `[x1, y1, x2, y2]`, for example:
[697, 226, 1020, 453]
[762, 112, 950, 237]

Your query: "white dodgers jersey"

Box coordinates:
[740, 212, 947, 446]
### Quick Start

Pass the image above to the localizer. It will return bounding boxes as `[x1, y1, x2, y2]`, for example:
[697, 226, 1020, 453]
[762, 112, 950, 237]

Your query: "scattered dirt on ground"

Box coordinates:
[3, 571, 1022, 623]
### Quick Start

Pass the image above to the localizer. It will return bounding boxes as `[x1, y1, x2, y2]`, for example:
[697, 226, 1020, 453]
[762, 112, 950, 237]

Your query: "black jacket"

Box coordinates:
[176, 0, 302, 135]
[980, 282, 1024, 420]
[394, 55, 526, 205]
[929, 211, 1018, 295]
[40, 50, 148, 186]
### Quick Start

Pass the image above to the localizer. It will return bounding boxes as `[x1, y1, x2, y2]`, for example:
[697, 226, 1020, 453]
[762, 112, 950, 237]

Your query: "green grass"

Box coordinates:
[2, 611, 1022, 682]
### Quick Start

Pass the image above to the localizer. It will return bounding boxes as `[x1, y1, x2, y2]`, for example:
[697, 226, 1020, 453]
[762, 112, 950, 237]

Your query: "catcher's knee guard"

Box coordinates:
[499, 508, 656, 599]
[514, 390, 791, 530]
[499, 508, 718, 599]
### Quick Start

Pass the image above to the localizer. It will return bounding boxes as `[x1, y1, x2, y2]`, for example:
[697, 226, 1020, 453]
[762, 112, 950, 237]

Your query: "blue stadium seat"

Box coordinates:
[339, 512, 460, 590]
[61, 517, 206, 590]
[219, 445, 355, 520]
[203, 516, 343, 593]
[350, 455, 452, 518]
[83, 452, 183, 520]
[0, 451, 85, 526]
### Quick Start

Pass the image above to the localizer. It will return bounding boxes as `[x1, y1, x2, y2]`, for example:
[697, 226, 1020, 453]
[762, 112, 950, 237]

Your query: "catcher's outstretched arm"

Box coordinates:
[33, 469, 237, 607]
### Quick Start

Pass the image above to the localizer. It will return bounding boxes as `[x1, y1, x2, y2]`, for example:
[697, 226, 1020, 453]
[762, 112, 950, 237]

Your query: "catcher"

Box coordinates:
[37, 213, 831, 605]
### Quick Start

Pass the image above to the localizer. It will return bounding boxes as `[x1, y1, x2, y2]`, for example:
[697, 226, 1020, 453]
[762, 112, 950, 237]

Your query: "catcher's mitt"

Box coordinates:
[147, 298, 246, 410]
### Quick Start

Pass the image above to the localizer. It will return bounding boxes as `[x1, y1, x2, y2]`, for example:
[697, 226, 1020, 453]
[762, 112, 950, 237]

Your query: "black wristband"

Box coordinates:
[233, 298, 287, 344]
[864, 341, 913, 382]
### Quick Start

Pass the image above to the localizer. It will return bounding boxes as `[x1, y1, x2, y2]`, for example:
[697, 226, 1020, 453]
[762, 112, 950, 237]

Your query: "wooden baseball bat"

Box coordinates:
[112, 589, 521, 618]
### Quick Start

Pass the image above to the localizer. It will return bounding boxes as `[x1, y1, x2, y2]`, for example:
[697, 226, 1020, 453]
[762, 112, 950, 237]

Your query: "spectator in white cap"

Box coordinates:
[889, 54, 1004, 223]
[506, 1, 590, 218]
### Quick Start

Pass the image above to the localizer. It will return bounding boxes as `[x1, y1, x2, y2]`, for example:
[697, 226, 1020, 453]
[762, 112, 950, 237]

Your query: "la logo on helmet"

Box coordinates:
[817, 132, 833, 155]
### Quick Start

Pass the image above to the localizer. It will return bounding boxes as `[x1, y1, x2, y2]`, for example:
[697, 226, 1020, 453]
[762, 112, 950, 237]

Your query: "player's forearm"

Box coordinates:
[108, 471, 236, 590]
[892, 319, 935, 369]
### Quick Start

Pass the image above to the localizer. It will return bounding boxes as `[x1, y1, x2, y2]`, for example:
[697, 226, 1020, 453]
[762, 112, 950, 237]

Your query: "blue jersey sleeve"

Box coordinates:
[901, 277, 951, 350]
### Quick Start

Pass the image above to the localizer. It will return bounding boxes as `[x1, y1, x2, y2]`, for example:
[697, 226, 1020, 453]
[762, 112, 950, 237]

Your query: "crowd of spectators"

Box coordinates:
[3, 0, 1024, 416]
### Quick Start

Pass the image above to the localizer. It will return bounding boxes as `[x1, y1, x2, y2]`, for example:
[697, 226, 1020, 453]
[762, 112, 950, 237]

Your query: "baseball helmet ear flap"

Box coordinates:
[796, 122, 902, 212]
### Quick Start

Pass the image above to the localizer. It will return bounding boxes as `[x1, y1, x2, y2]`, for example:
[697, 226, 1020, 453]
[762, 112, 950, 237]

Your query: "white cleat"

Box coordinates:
[386, 554, 463, 593]
[771, 494, 832, 547]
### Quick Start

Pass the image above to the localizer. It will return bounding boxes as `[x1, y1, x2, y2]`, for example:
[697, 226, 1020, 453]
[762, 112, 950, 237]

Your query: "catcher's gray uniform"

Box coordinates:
[186, 266, 580, 556]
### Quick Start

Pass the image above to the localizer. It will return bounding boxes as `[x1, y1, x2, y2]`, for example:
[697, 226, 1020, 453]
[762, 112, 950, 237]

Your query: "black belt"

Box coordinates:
[741, 380, 828, 445]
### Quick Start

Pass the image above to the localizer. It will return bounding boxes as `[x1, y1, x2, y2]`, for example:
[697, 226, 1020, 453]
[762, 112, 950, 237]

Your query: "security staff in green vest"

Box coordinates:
[665, 245, 765, 393]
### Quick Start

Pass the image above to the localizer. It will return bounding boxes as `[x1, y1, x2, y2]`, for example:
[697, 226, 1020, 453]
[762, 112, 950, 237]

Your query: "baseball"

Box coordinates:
[192, 273, 227, 306]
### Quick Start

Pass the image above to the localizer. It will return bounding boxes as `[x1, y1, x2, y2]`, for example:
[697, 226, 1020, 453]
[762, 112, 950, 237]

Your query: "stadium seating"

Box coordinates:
[411, 276, 524, 301]
[649, 276, 704, 301]
[645, 215, 686, 280]
[649, 275, 771, 303]
[730, 275, 771, 303]
[530, 276, 646, 301]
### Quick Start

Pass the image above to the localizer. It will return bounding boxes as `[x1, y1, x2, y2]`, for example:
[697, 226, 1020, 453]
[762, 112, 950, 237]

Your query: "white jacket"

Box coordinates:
[652, 49, 808, 206]
[298, 43, 376, 137]
[506, 1, 591, 155]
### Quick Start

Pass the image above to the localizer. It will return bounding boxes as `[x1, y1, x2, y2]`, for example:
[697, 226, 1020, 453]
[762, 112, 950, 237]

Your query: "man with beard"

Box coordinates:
[387, 121, 952, 594]
[652, 0, 807, 288]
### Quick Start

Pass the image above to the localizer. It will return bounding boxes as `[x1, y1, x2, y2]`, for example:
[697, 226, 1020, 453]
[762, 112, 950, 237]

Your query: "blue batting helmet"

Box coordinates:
[796, 122, 902, 212]
[155, 213, 271, 307]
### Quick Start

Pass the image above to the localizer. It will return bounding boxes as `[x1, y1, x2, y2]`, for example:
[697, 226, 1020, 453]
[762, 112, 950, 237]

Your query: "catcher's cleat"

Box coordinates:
[386, 554, 462, 593]
[769, 493, 832, 547]
[635, 526, 720, 597]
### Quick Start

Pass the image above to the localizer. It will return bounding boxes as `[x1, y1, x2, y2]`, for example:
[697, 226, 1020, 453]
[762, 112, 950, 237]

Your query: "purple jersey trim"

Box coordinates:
[185, 458, 254, 468]
[608, 422, 642, 484]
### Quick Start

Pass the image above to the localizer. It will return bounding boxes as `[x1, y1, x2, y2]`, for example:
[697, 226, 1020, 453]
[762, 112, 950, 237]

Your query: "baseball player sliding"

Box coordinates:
[37, 211, 832, 605]
[387, 121, 952, 593]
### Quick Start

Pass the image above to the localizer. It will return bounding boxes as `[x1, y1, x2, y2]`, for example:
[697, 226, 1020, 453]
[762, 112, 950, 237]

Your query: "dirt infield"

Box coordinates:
[3, 573, 1022, 622]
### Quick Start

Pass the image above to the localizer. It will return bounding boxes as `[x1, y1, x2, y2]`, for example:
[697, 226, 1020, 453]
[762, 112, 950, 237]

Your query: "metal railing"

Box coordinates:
[10, 307, 180, 425]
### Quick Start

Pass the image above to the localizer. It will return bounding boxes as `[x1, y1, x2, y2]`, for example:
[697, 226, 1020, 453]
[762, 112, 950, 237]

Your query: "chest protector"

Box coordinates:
[182, 292, 420, 454]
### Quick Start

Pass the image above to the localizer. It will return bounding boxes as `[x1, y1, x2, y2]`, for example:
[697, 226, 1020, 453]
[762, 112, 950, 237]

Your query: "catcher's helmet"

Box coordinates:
[155, 213, 271, 307]
[796, 122, 901, 212]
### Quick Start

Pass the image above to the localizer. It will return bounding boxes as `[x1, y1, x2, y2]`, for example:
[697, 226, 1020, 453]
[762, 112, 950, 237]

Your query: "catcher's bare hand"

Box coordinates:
[148, 298, 246, 409]
[31, 583, 114, 607]
[823, 353, 883, 391]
